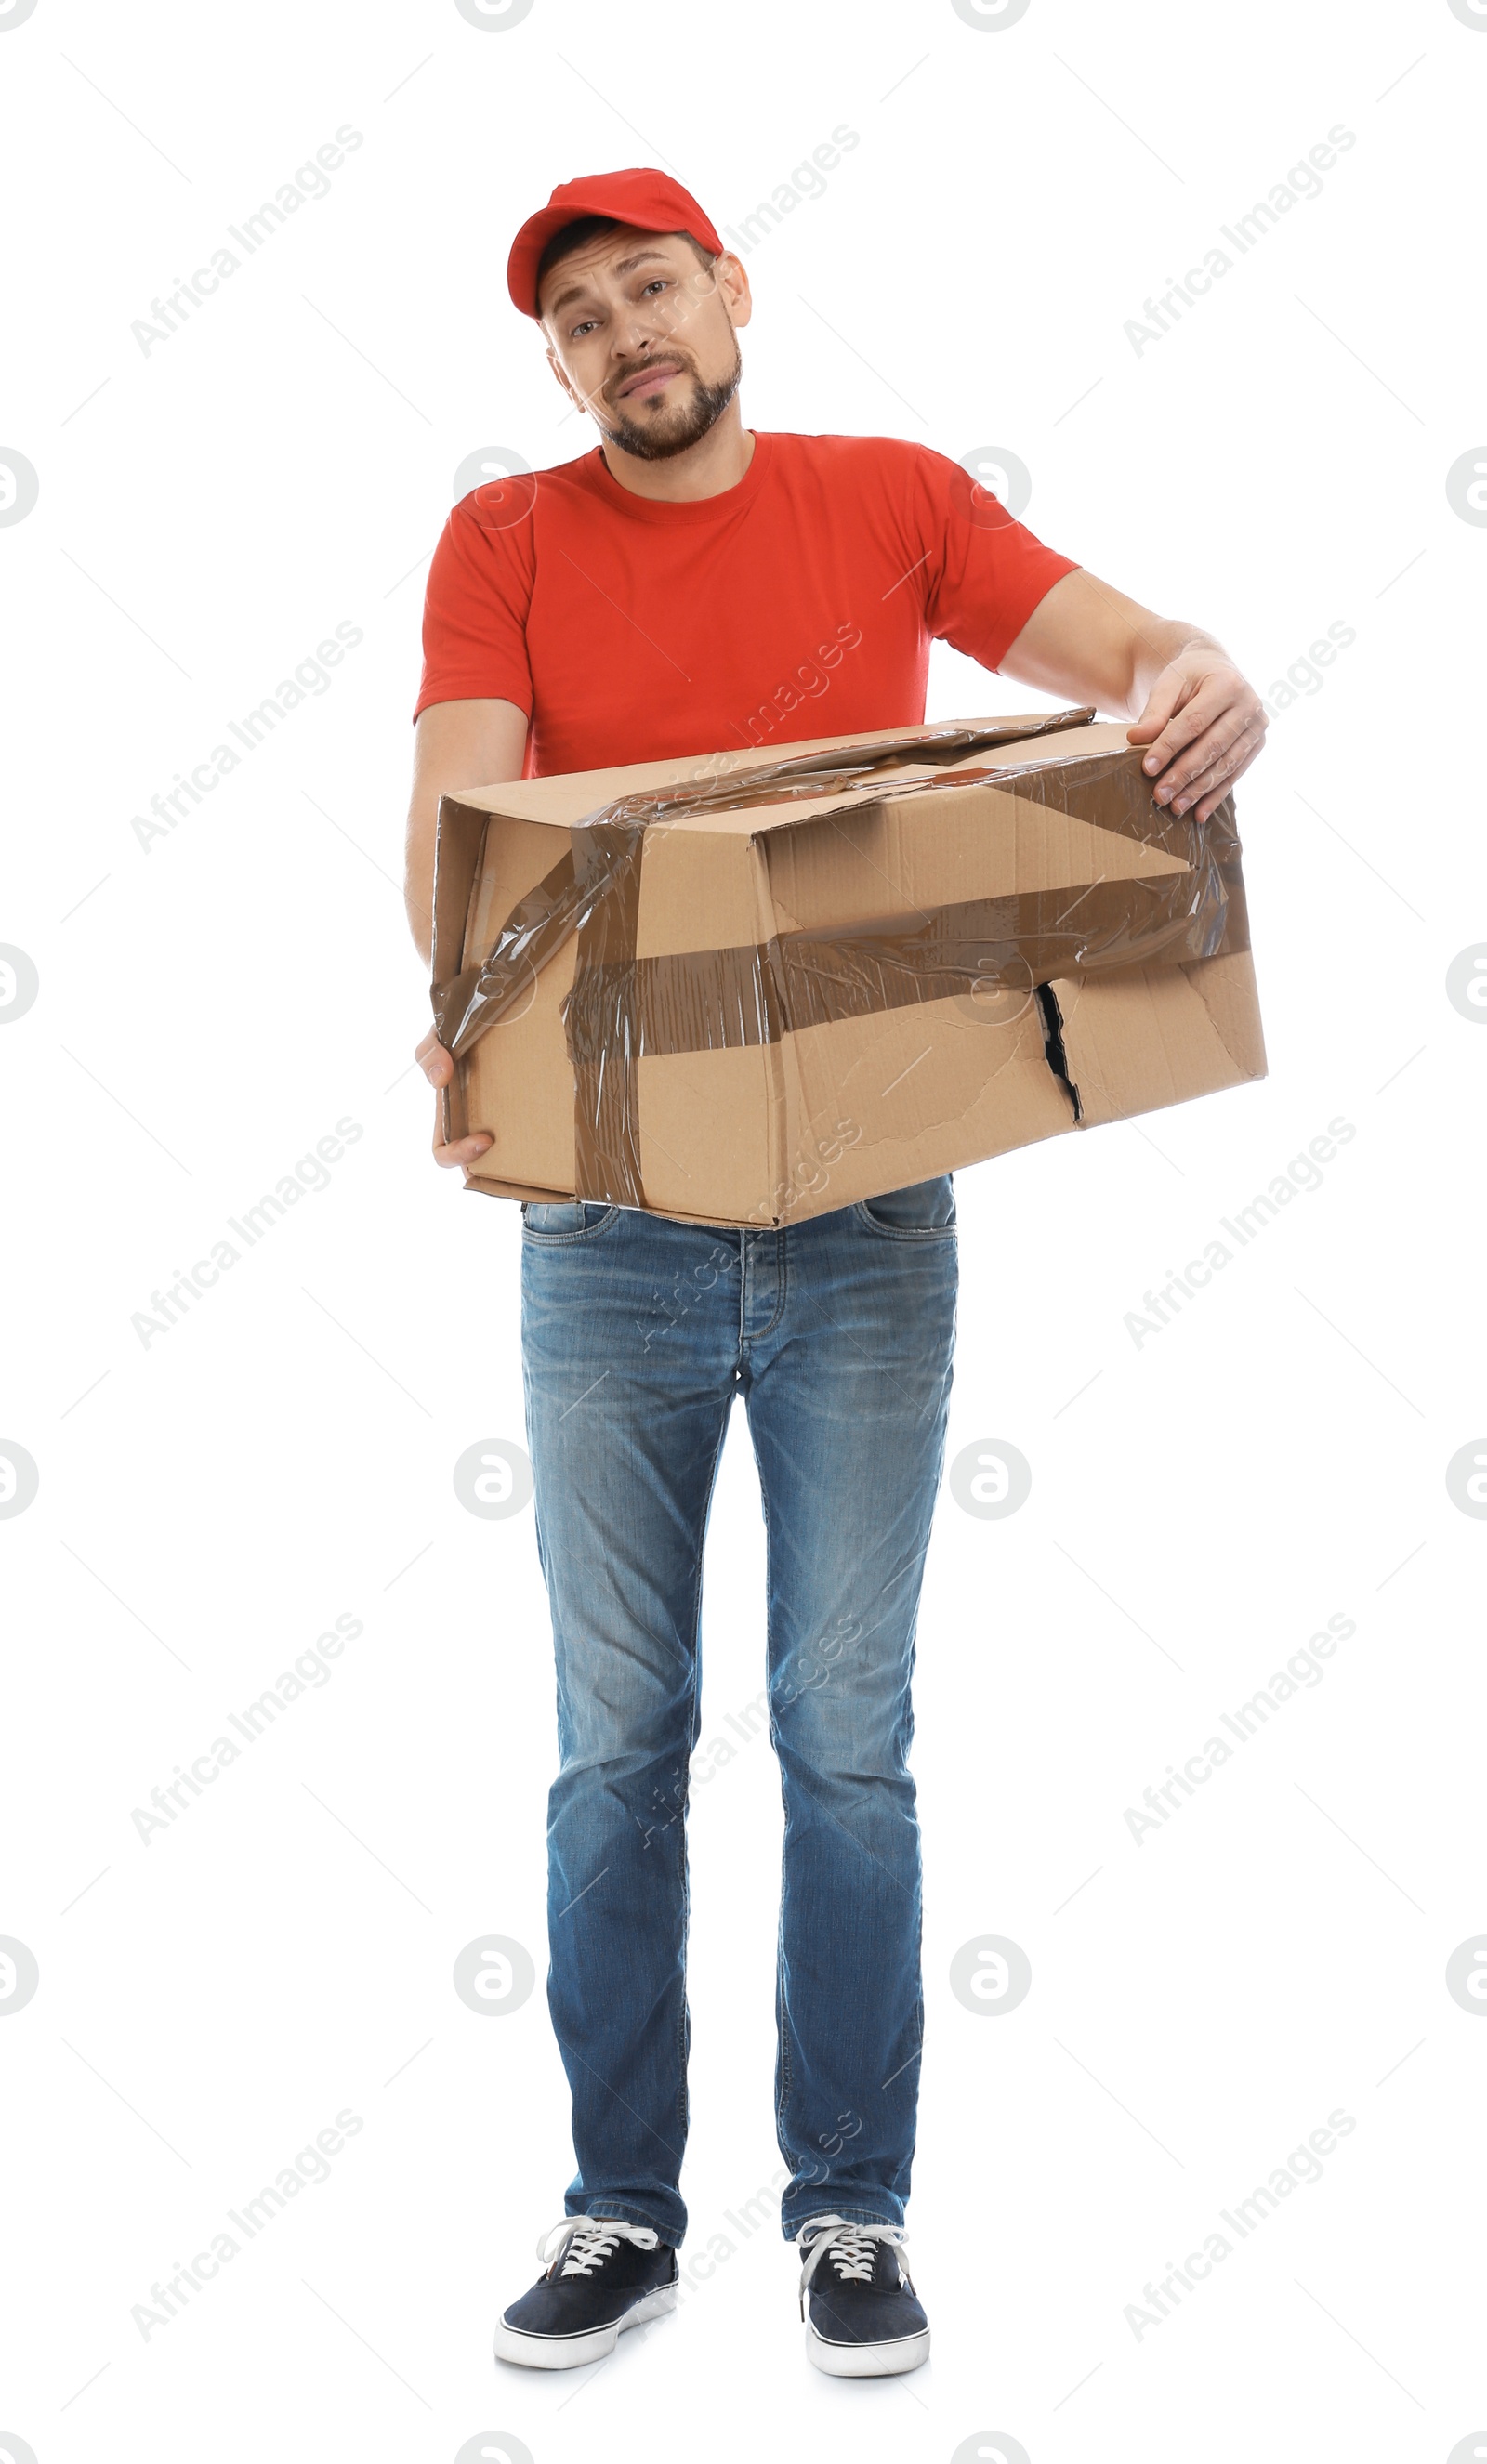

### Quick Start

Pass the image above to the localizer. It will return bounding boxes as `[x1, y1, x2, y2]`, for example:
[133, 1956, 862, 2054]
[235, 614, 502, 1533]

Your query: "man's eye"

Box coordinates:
[571, 319, 598, 337]
[641, 280, 669, 296]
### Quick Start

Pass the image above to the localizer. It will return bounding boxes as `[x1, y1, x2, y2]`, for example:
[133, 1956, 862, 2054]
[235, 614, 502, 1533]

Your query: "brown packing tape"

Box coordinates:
[564, 860, 1246, 1064]
[989, 742, 1230, 859]
[433, 845, 578, 1057]
[568, 820, 648, 1209]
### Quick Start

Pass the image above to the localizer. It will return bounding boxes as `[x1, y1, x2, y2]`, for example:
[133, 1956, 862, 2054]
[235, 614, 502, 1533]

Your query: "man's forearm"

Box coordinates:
[404, 696, 531, 974]
[1003, 570, 1216, 716]
[404, 832, 436, 970]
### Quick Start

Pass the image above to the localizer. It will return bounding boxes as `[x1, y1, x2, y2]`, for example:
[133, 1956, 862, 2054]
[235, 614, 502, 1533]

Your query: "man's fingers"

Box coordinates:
[1125, 660, 1191, 747]
[433, 1132, 493, 1170]
[1139, 681, 1231, 787]
[1154, 709, 1247, 806]
[1190, 732, 1265, 823]
[420, 1021, 489, 1169]
[423, 1035, 487, 1167]
[1126, 651, 1269, 821]
[1172, 723, 1261, 816]
[1178, 724, 1268, 821]
[1158, 705, 1267, 810]
[417, 1027, 453, 1087]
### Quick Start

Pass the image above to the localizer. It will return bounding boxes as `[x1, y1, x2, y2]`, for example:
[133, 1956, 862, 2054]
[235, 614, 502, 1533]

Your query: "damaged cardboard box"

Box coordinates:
[429, 708, 1265, 1227]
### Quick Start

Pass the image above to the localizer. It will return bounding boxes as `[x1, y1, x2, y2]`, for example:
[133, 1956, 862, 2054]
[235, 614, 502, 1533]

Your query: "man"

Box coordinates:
[406, 167, 1266, 2379]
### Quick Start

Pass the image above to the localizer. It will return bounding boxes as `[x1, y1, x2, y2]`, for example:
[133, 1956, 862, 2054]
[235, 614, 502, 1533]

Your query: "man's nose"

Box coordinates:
[612, 320, 663, 360]
[612, 299, 679, 357]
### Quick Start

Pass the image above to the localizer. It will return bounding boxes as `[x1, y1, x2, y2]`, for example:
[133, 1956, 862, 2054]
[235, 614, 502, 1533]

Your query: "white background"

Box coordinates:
[2, 1, 1485, 2457]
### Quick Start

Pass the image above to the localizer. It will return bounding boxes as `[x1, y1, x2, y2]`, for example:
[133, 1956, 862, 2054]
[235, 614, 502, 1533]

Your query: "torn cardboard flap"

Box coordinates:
[429, 710, 1265, 1226]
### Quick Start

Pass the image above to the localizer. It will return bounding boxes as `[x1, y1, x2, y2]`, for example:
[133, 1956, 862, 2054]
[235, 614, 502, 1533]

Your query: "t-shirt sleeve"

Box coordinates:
[909, 444, 1080, 672]
[412, 492, 537, 723]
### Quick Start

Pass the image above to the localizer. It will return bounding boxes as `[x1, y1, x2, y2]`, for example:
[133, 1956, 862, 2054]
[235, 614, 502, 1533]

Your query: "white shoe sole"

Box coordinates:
[493, 2281, 678, 2370]
[806, 2321, 930, 2378]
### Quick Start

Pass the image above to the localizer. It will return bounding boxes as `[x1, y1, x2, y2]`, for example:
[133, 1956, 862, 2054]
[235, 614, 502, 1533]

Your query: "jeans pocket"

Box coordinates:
[520, 1200, 618, 1243]
[854, 1174, 957, 1238]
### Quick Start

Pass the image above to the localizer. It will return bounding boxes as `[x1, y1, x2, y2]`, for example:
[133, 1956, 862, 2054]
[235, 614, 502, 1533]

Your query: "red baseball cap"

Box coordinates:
[507, 167, 724, 321]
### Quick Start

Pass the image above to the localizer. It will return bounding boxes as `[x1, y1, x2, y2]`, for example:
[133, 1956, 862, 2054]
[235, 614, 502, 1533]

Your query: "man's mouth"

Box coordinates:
[615, 360, 686, 400]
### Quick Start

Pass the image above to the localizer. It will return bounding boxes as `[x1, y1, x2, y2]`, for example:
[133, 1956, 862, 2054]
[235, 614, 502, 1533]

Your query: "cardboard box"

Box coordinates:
[430, 710, 1265, 1227]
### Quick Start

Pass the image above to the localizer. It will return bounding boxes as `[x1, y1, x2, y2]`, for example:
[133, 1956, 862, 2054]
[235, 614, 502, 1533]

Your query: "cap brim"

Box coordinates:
[508, 204, 681, 320]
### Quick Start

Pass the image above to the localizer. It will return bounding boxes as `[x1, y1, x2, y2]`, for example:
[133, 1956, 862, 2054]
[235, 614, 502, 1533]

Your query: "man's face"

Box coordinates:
[540, 229, 751, 462]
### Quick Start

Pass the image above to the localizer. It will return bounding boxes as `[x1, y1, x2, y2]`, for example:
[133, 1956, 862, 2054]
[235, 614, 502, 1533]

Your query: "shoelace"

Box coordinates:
[536, 2216, 661, 2279]
[794, 2214, 913, 2317]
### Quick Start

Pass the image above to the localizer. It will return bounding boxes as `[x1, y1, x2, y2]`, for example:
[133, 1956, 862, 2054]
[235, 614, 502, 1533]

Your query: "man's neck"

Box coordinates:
[598, 401, 755, 503]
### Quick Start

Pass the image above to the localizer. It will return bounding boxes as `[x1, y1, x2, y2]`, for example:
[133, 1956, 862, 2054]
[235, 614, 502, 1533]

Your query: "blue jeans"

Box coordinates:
[520, 1176, 957, 2245]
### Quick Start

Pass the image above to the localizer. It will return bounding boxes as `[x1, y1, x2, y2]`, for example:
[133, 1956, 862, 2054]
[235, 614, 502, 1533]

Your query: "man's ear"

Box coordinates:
[546, 341, 582, 410]
[715, 250, 753, 332]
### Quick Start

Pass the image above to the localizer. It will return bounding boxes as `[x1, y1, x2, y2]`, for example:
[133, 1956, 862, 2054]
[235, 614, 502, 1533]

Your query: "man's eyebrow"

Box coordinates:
[544, 249, 673, 318]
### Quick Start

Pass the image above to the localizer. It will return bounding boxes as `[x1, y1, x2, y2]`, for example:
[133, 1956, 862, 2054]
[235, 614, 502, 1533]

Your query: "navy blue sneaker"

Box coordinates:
[494, 2217, 678, 2369]
[796, 2214, 929, 2377]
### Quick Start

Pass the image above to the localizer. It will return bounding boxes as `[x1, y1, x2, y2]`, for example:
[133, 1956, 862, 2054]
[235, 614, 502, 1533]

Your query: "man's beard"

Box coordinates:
[594, 340, 743, 463]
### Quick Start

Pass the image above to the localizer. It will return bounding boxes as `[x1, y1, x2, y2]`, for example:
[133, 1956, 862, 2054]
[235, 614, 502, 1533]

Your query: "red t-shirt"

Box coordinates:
[414, 431, 1078, 776]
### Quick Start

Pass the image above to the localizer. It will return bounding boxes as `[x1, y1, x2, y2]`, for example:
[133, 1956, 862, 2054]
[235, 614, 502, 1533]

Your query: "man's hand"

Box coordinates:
[1000, 572, 1267, 829]
[1126, 646, 1268, 826]
[416, 1026, 494, 1171]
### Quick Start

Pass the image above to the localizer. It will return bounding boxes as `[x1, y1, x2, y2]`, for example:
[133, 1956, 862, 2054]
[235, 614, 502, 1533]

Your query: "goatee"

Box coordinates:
[597, 341, 744, 464]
